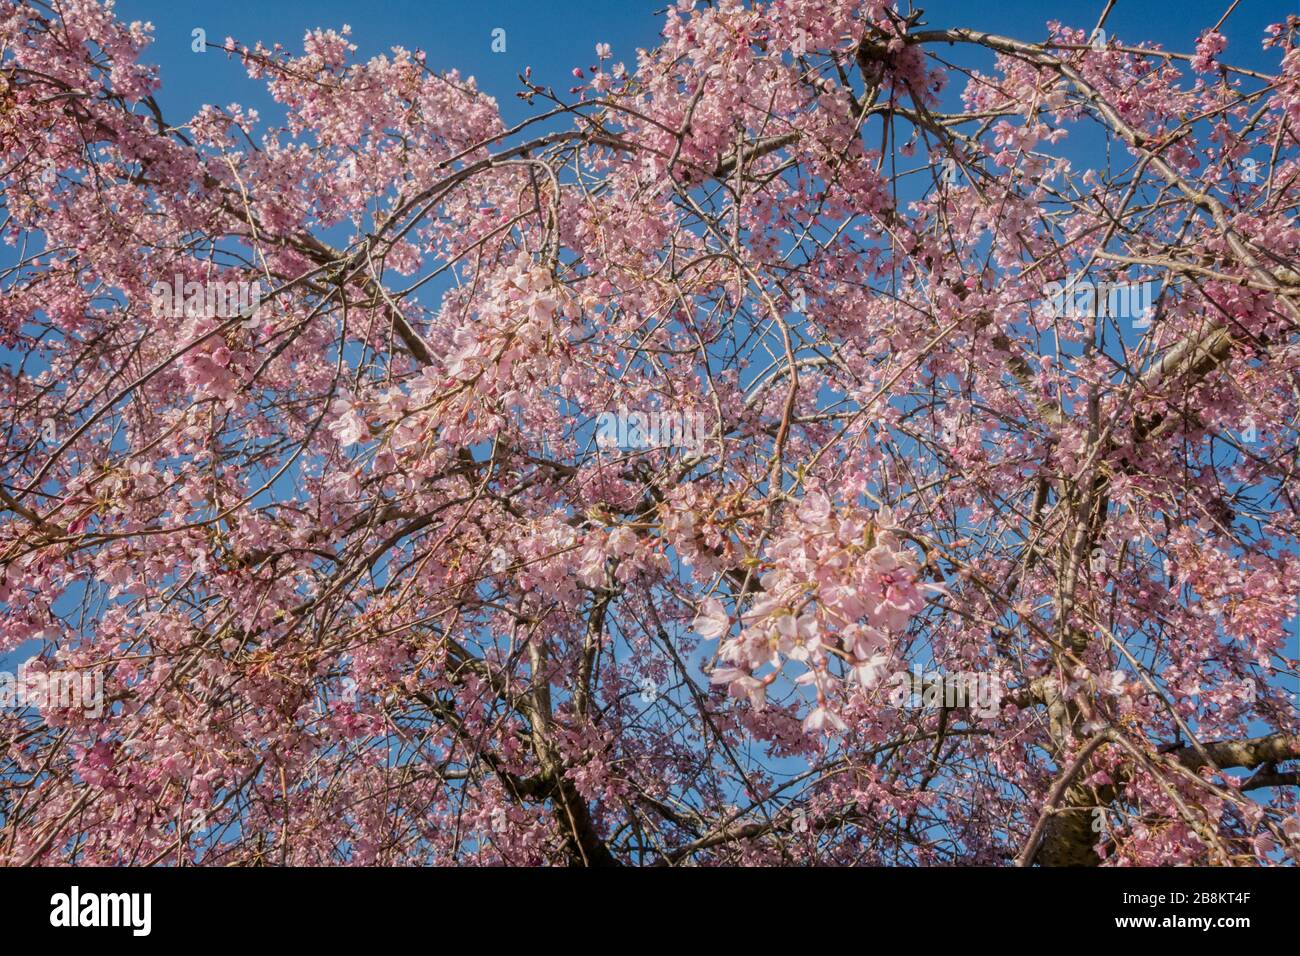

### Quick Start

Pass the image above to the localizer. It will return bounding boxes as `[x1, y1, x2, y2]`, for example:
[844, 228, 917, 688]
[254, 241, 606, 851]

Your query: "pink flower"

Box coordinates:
[693, 597, 730, 639]
[803, 706, 848, 733]
[1193, 30, 1227, 72]
[797, 492, 832, 524]
[327, 401, 371, 446]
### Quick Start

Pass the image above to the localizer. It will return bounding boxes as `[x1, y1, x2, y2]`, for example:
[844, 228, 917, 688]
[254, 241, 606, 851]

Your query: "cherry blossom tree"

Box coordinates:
[1, 0, 1298, 866]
